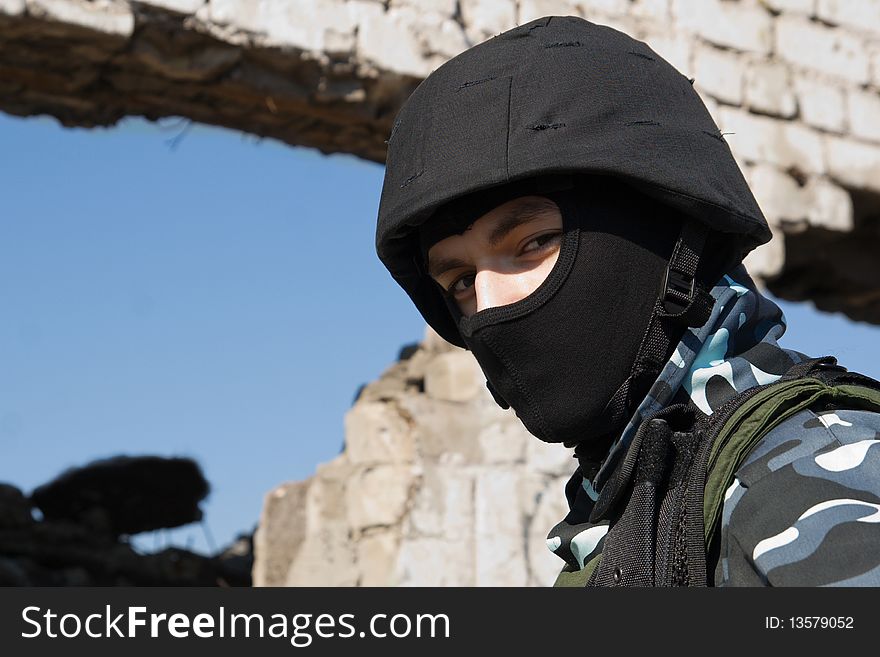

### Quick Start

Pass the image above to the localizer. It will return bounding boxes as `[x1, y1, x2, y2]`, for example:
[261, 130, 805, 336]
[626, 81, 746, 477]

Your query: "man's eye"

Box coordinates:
[448, 273, 475, 294]
[522, 232, 562, 254]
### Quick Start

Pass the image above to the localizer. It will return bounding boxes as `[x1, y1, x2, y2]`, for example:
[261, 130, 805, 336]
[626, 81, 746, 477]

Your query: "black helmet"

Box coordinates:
[375, 14, 770, 347]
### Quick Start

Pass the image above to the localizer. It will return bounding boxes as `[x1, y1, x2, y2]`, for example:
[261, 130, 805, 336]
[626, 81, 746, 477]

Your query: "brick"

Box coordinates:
[643, 29, 693, 77]
[872, 49, 880, 89]
[475, 469, 528, 586]
[825, 135, 880, 193]
[580, 0, 630, 14]
[816, 0, 880, 37]
[583, 11, 635, 35]
[804, 177, 853, 231]
[357, 4, 432, 77]
[252, 481, 310, 587]
[26, 0, 134, 37]
[629, 0, 670, 20]
[405, 466, 474, 542]
[526, 435, 574, 475]
[762, 0, 815, 13]
[139, 0, 204, 13]
[743, 170, 852, 237]
[848, 89, 880, 144]
[0, 0, 25, 15]
[210, 0, 361, 53]
[356, 531, 400, 586]
[420, 16, 470, 60]
[390, 0, 457, 17]
[673, 0, 773, 54]
[746, 167, 851, 233]
[519, 0, 579, 25]
[345, 464, 418, 531]
[775, 15, 870, 84]
[692, 42, 745, 105]
[743, 223, 785, 279]
[284, 458, 360, 586]
[719, 107, 825, 174]
[793, 75, 846, 133]
[745, 59, 797, 118]
[421, 325, 457, 354]
[344, 401, 416, 464]
[460, 0, 516, 44]
[394, 537, 473, 586]
[478, 421, 528, 465]
[424, 350, 484, 402]
[747, 163, 809, 224]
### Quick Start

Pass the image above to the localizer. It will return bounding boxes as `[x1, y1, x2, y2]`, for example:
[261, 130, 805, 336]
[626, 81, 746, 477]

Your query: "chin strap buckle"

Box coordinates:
[662, 266, 696, 315]
[660, 221, 713, 327]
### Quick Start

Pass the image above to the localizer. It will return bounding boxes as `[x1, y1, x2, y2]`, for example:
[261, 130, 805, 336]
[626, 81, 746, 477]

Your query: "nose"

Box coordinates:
[473, 269, 526, 313]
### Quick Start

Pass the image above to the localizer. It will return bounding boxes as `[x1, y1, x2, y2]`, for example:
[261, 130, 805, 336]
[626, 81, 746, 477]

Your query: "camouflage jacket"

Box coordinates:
[717, 405, 880, 586]
[548, 266, 880, 586]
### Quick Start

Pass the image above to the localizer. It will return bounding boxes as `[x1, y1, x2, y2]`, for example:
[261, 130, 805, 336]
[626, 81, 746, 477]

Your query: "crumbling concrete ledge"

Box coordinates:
[4, 1, 880, 323]
[0, 0, 448, 163]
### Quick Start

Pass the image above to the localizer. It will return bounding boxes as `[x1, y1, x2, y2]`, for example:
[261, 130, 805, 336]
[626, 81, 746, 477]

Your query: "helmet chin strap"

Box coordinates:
[570, 220, 714, 486]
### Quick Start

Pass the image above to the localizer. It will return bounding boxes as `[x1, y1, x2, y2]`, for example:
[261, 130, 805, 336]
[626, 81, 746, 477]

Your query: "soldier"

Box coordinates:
[375, 16, 880, 586]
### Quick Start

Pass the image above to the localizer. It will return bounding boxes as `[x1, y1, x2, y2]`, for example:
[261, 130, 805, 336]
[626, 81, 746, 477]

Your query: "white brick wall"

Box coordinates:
[776, 15, 870, 84]
[794, 75, 846, 133]
[673, 0, 773, 54]
[817, 0, 880, 38]
[693, 42, 745, 105]
[848, 89, 880, 144]
[745, 59, 797, 118]
[719, 107, 825, 174]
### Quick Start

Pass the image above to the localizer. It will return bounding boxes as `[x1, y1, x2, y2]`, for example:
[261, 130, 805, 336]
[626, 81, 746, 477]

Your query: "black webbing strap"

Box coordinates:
[585, 221, 716, 491]
[662, 220, 710, 319]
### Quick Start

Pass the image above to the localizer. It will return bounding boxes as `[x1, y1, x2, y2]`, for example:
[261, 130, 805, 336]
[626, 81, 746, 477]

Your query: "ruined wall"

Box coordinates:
[4, 0, 880, 585]
[253, 328, 574, 586]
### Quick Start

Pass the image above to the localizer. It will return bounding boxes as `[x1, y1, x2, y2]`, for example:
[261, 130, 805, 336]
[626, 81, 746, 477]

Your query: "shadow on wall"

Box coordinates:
[770, 186, 880, 324]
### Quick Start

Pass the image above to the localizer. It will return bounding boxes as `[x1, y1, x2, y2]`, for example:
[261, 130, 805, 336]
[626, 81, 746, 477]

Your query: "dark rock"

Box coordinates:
[0, 483, 33, 529]
[31, 455, 209, 537]
[214, 530, 254, 587]
[397, 342, 420, 361]
[0, 556, 31, 585]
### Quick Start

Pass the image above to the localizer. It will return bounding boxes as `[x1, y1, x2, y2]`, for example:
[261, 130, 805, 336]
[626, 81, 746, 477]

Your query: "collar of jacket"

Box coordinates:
[547, 264, 808, 570]
[585, 264, 807, 502]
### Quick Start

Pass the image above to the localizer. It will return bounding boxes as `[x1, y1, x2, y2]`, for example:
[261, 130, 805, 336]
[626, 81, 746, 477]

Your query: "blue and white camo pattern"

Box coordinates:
[717, 407, 880, 586]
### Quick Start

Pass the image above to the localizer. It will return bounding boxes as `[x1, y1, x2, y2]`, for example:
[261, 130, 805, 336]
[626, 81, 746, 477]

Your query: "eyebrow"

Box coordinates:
[427, 255, 471, 281]
[426, 199, 558, 280]
[487, 199, 557, 247]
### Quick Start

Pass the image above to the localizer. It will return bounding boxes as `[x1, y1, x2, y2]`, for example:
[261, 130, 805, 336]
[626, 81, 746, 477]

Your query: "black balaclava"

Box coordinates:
[423, 176, 699, 448]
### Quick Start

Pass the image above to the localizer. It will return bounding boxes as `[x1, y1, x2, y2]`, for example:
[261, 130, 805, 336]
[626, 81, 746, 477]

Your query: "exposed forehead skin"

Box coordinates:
[426, 195, 561, 281]
[417, 180, 567, 268]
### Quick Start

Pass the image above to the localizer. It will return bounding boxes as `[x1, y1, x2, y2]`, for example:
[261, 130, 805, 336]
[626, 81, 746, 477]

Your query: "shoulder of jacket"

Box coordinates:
[734, 406, 880, 488]
[717, 406, 880, 586]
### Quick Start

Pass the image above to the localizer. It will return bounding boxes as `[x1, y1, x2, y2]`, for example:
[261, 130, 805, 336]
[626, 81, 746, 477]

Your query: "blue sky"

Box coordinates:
[1, 113, 877, 555]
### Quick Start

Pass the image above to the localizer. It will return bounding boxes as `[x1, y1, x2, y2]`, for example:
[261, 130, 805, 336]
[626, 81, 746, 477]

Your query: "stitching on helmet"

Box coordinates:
[400, 170, 424, 188]
[530, 123, 567, 131]
[456, 76, 497, 91]
[545, 40, 582, 48]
